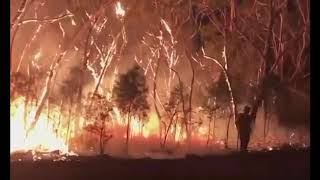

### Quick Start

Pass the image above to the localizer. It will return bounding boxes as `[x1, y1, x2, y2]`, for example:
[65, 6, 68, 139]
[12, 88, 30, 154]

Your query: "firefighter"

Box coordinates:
[236, 106, 255, 152]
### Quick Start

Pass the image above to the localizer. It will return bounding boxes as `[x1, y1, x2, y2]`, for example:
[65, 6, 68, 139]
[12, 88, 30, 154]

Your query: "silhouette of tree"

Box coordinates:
[113, 65, 149, 155]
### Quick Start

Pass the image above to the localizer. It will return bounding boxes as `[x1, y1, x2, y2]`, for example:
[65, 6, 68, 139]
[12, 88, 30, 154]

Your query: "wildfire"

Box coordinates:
[10, 94, 306, 156]
[10, 95, 162, 154]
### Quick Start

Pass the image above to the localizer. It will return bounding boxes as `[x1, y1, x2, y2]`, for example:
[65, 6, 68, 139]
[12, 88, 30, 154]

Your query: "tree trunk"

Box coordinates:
[263, 100, 268, 143]
[266, 113, 271, 137]
[99, 119, 105, 155]
[206, 115, 212, 147]
[99, 128, 104, 155]
[46, 98, 50, 128]
[66, 99, 74, 149]
[138, 114, 143, 137]
[153, 57, 162, 147]
[186, 52, 195, 149]
[213, 112, 216, 141]
[23, 96, 29, 129]
[173, 114, 178, 143]
[23, 78, 31, 130]
[163, 111, 177, 148]
[125, 103, 132, 155]
[56, 100, 64, 137]
[225, 113, 232, 149]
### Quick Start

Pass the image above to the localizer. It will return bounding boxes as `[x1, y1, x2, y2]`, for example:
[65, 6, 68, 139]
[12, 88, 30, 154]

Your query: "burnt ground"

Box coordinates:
[11, 149, 309, 180]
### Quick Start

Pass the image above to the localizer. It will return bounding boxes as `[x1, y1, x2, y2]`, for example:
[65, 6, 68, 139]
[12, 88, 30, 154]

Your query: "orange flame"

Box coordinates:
[11, 94, 239, 154]
[10, 97, 72, 153]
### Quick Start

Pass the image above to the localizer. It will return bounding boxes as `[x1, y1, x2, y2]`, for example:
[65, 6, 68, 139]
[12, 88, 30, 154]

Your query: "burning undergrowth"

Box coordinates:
[10, 92, 309, 161]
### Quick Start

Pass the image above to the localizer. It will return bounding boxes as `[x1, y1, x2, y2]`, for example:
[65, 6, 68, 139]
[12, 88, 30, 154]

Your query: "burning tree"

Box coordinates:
[84, 93, 113, 155]
[11, 72, 37, 130]
[113, 65, 150, 155]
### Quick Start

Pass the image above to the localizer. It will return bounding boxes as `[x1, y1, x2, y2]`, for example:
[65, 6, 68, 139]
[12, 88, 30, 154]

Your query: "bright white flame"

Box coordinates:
[71, 18, 76, 26]
[34, 50, 41, 61]
[115, 2, 125, 18]
[10, 97, 71, 154]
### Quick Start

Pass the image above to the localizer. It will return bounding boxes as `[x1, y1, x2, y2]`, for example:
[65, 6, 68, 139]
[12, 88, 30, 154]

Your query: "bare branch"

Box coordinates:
[11, 0, 35, 28]
[17, 12, 74, 25]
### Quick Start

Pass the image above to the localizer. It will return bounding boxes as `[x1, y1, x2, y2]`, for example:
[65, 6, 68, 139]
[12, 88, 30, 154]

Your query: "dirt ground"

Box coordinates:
[11, 149, 309, 180]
